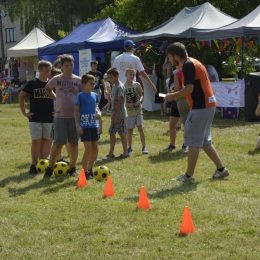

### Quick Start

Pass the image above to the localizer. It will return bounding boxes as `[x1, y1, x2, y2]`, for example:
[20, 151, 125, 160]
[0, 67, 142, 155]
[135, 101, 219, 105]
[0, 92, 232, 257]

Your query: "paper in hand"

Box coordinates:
[159, 93, 166, 98]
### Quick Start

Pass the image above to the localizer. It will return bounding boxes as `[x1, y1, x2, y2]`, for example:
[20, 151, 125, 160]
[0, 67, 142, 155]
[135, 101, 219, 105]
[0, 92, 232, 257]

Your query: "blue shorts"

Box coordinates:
[80, 128, 99, 142]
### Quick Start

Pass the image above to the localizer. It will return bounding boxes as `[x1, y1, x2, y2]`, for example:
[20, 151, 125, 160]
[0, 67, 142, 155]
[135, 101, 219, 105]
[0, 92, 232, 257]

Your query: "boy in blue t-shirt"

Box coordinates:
[74, 74, 102, 179]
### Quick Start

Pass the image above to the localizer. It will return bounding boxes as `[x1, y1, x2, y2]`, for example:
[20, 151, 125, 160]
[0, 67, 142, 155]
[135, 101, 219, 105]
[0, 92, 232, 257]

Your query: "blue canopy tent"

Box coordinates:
[38, 17, 139, 75]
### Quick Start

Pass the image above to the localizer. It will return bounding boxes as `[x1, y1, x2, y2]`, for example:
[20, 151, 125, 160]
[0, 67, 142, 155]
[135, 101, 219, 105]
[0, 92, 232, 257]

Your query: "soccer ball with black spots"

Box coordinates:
[54, 162, 70, 177]
[36, 159, 49, 173]
[93, 165, 110, 181]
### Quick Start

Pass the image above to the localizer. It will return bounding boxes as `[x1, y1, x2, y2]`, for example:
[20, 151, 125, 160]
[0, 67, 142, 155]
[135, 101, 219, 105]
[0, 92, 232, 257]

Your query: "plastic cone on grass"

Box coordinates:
[103, 176, 114, 197]
[137, 186, 150, 209]
[76, 169, 88, 188]
[179, 206, 195, 234]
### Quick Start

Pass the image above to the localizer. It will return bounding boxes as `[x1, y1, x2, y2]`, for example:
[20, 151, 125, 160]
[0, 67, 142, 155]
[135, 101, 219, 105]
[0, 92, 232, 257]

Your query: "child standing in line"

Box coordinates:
[124, 68, 148, 155]
[18, 60, 53, 174]
[75, 74, 102, 179]
[104, 68, 128, 159]
[44, 54, 83, 178]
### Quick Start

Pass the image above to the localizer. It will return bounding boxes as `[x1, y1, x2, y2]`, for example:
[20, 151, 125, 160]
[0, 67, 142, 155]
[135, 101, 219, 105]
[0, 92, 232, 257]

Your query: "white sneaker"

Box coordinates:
[212, 168, 229, 179]
[170, 173, 195, 182]
[142, 147, 148, 154]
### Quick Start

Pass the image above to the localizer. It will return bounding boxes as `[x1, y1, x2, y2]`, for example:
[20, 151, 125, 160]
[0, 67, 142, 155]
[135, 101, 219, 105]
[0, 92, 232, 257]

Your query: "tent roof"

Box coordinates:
[125, 2, 237, 42]
[7, 27, 55, 58]
[38, 17, 139, 56]
[195, 5, 260, 40]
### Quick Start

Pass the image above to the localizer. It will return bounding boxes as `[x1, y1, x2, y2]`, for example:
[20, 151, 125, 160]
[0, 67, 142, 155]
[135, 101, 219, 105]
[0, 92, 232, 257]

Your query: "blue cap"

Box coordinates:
[124, 40, 135, 48]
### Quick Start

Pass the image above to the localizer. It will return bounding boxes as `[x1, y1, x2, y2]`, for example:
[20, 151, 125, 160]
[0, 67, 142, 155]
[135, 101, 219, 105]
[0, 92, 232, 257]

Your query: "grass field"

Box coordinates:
[0, 101, 260, 260]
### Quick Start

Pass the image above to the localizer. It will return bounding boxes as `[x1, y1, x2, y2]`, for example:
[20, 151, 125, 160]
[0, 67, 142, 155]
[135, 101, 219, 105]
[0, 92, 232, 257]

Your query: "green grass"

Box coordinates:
[1, 101, 260, 259]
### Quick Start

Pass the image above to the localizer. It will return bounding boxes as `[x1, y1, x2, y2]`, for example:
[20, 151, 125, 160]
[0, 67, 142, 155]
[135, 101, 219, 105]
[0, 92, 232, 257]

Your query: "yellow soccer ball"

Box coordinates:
[93, 165, 110, 181]
[54, 162, 70, 177]
[36, 159, 49, 173]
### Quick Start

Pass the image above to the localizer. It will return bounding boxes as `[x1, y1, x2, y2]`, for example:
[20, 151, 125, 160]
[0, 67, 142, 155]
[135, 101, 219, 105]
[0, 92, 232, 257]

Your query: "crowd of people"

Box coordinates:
[18, 41, 229, 182]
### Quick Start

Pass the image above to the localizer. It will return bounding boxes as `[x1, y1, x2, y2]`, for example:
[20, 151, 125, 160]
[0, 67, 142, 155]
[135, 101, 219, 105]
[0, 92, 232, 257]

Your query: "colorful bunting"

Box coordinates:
[222, 39, 229, 45]
[248, 41, 253, 49]
[213, 40, 219, 49]
[206, 41, 212, 48]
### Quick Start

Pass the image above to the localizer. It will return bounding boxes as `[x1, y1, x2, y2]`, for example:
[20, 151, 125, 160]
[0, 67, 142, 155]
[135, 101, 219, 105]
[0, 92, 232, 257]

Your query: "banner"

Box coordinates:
[78, 49, 92, 77]
[211, 79, 245, 107]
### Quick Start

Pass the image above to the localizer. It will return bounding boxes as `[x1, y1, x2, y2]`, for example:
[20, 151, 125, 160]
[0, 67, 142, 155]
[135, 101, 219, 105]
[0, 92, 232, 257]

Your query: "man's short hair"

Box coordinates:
[166, 42, 188, 59]
[91, 60, 98, 66]
[107, 67, 119, 77]
[38, 60, 52, 70]
[51, 68, 61, 77]
[125, 68, 136, 74]
[60, 54, 74, 65]
[81, 74, 95, 84]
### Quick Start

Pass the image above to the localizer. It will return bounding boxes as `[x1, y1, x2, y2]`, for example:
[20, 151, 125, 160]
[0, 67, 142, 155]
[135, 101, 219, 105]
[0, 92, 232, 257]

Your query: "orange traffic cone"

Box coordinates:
[103, 176, 114, 197]
[76, 169, 88, 188]
[137, 186, 151, 209]
[179, 206, 195, 234]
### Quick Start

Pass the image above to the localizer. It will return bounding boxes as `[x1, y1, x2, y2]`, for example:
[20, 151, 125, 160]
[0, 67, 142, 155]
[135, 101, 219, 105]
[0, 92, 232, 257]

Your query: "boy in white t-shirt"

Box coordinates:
[124, 68, 148, 155]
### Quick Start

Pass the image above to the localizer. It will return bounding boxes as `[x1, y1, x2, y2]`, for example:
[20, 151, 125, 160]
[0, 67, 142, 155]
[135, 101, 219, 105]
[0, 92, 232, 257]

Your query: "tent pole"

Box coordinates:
[190, 38, 193, 57]
[241, 36, 245, 79]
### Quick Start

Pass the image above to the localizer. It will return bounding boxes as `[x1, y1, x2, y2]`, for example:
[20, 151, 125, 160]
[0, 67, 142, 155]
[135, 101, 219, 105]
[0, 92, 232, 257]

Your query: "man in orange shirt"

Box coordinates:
[164, 42, 229, 182]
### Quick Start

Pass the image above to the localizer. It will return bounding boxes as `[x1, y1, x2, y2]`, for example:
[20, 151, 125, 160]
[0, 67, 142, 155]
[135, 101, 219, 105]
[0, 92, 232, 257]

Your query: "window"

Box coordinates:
[5, 28, 16, 43]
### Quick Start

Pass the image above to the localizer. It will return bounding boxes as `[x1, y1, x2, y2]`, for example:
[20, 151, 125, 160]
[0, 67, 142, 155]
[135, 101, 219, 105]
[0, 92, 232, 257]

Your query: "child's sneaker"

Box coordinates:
[212, 168, 229, 179]
[28, 165, 38, 175]
[162, 144, 176, 151]
[43, 167, 53, 178]
[104, 154, 115, 160]
[57, 158, 70, 164]
[182, 144, 188, 152]
[69, 167, 78, 177]
[142, 147, 148, 154]
[85, 169, 93, 180]
[128, 147, 133, 155]
[170, 173, 195, 182]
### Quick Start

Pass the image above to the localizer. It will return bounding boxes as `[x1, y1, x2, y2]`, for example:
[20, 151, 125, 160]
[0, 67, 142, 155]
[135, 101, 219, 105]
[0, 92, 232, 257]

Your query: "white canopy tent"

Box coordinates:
[6, 27, 55, 82]
[7, 27, 55, 58]
[125, 2, 237, 42]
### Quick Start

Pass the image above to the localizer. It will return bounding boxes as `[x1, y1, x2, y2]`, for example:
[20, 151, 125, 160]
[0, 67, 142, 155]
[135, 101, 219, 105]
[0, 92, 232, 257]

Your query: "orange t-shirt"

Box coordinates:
[182, 58, 217, 110]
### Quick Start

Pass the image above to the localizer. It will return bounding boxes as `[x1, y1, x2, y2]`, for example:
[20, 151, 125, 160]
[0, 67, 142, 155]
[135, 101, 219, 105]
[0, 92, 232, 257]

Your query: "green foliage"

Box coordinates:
[57, 30, 71, 39]
[6, 0, 114, 39]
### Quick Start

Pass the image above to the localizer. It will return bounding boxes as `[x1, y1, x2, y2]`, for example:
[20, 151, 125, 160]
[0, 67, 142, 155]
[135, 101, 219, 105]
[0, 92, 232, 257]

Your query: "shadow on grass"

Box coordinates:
[212, 113, 260, 129]
[149, 181, 199, 199]
[148, 150, 187, 163]
[248, 147, 260, 155]
[124, 182, 198, 202]
[7, 177, 76, 197]
[0, 171, 37, 187]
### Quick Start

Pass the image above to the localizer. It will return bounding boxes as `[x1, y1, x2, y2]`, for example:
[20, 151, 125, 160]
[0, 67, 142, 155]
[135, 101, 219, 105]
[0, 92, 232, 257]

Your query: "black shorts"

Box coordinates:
[80, 128, 99, 142]
[170, 101, 180, 117]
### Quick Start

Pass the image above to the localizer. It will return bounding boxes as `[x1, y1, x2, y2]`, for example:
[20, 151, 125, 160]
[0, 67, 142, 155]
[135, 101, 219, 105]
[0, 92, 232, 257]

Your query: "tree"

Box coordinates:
[5, 0, 114, 39]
